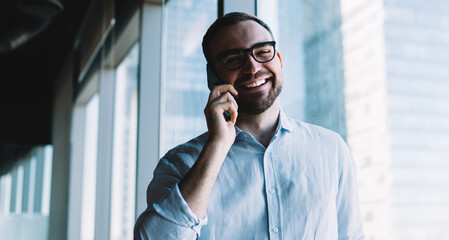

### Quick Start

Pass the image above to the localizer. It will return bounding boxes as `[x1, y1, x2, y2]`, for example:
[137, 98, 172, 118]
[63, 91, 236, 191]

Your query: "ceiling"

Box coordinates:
[0, 0, 90, 174]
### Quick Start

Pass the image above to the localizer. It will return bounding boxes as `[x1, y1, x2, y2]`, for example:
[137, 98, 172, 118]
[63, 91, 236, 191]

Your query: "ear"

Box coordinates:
[277, 51, 283, 68]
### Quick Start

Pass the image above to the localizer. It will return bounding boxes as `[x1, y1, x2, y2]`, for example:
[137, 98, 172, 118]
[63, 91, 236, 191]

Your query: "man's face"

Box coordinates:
[210, 21, 283, 115]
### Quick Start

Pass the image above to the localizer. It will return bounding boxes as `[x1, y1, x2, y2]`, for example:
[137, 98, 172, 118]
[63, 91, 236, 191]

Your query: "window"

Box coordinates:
[0, 145, 53, 239]
[80, 94, 100, 240]
[69, 70, 101, 240]
[0, 174, 12, 214]
[109, 43, 139, 240]
[258, 0, 449, 239]
[160, 0, 218, 155]
[258, 0, 306, 121]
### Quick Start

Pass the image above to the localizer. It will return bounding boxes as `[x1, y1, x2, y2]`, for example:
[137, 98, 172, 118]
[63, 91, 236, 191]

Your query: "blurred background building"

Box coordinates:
[0, 0, 448, 239]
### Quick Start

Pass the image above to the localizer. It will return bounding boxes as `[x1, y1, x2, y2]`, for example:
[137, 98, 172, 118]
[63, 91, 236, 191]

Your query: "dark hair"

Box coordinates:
[202, 12, 274, 63]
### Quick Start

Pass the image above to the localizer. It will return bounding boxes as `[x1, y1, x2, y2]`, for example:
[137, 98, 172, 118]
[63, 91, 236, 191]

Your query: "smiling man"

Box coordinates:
[134, 12, 365, 240]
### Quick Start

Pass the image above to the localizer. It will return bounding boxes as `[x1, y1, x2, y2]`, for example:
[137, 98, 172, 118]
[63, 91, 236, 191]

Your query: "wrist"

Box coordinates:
[205, 137, 233, 156]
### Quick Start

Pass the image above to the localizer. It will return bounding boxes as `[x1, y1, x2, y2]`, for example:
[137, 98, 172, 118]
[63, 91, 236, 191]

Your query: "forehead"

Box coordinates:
[210, 20, 273, 57]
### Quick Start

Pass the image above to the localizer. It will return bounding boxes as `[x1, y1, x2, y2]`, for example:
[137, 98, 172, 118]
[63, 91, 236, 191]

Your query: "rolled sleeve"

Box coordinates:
[134, 184, 208, 239]
[153, 184, 208, 234]
[135, 141, 208, 240]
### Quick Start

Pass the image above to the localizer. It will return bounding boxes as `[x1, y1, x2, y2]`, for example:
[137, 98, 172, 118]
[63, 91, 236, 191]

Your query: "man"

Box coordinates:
[135, 12, 365, 239]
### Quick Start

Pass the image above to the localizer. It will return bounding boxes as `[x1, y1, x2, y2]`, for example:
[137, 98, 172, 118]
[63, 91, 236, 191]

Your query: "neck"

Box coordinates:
[236, 100, 280, 147]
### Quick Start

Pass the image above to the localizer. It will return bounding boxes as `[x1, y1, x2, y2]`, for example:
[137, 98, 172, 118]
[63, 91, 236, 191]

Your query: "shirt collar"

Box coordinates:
[277, 109, 294, 133]
[234, 108, 294, 137]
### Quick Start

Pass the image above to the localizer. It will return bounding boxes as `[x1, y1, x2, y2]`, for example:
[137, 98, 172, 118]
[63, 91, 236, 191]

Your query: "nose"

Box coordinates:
[242, 52, 262, 74]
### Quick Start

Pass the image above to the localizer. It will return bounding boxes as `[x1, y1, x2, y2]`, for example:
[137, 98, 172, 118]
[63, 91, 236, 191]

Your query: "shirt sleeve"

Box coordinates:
[134, 149, 208, 240]
[335, 137, 366, 240]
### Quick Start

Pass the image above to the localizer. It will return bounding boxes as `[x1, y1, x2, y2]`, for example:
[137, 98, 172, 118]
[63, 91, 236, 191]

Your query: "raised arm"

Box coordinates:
[134, 84, 238, 239]
[179, 84, 238, 218]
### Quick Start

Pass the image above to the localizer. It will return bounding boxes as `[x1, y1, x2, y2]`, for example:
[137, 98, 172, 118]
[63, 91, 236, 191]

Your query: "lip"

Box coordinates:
[238, 76, 271, 88]
[237, 77, 272, 91]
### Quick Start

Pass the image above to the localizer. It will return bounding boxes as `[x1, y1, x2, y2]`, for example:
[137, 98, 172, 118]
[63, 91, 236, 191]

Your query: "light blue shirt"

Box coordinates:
[135, 111, 365, 239]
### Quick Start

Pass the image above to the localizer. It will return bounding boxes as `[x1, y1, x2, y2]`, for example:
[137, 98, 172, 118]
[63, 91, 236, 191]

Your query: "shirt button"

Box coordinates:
[269, 188, 275, 194]
[273, 227, 279, 233]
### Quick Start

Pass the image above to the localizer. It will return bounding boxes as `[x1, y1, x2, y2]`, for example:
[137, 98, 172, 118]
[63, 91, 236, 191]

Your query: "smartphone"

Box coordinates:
[207, 64, 223, 91]
[206, 64, 232, 121]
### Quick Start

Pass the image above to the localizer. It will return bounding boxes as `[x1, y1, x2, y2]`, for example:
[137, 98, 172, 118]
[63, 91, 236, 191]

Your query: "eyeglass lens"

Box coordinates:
[222, 42, 275, 69]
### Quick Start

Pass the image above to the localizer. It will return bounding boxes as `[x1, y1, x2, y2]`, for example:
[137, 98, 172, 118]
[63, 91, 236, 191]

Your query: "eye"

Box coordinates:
[223, 52, 244, 67]
[254, 46, 273, 60]
[256, 49, 271, 55]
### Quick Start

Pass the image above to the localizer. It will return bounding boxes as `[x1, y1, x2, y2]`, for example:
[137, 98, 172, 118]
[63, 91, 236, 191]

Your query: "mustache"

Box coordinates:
[237, 70, 273, 83]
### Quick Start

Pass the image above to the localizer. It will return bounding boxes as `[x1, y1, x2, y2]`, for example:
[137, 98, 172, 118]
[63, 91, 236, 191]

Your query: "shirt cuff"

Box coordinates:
[152, 183, 208, 235]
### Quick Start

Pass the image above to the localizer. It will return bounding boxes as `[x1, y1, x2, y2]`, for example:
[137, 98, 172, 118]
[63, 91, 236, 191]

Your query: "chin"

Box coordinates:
[238, 84, 282, 115]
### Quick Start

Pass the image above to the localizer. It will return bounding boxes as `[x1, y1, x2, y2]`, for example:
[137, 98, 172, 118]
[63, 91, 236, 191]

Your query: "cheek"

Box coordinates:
[214, 65, 237, 85]
[221, 72, 239, 85]
[267, 62, 282, 78]
[277, 72, 283, 86]
[271, 65, 283, 86]
[219, 76, 240, 88]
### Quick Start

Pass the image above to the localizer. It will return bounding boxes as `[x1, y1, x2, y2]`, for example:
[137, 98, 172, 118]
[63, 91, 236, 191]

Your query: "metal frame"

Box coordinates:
[67, 92, 89, 240]
[93, 67, 115, 240]
[33, 147, 45, 213]
[68, 11, 141, 240]
[135, 0, 164, 218]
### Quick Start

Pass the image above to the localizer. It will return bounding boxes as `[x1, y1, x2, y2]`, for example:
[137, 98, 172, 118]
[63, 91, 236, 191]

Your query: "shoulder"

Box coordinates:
[289, 119, 345, 145]
[162, 132, 209, 166]
[149, 132, 209, 193]
[287, 119, 354, 172]
[286, 119, 352, 162]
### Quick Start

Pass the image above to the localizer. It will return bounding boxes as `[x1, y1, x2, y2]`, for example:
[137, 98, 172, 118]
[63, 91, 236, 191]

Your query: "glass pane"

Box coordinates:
[258, 0, 306, 121]
[26, 156, 37, 213]
[0, 174, 12, 214]
[80, 94, 99, 240]
[41, 145, 53, 216]
[109, 43, 139, 240]
[15, 165, 24, 214]
[382, 0, 449, 238]
[0, 146, 52, 240]
[259, 0, 449, 239]
[161, 0, 218, 155]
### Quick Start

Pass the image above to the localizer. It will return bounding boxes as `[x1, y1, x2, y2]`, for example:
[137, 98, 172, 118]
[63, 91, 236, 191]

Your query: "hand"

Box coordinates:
[204, 84, 239, 150]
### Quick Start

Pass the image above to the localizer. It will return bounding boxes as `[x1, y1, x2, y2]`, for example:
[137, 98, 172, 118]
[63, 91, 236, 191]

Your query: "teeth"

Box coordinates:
[245, 79, 266, 88]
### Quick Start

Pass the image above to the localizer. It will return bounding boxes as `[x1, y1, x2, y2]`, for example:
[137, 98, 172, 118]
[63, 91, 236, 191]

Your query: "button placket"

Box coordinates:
[263, 147, 282, 239]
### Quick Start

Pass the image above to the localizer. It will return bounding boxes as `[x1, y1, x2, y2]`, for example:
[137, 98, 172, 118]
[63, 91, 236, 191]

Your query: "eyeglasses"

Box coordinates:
[211, 41, 276, 70]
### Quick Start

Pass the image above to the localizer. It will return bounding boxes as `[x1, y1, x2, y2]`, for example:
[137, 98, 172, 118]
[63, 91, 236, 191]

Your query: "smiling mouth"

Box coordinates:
[241, 78, 271, 89]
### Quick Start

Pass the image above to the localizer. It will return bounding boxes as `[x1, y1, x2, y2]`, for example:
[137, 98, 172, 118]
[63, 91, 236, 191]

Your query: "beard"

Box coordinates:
[236, 71, 282, 115]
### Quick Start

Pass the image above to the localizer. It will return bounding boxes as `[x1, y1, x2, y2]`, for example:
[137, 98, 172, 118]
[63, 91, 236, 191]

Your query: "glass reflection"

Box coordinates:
[81, 94, 99, 240]
[110, 43, 139, 240]
[161, 0, 218, 155]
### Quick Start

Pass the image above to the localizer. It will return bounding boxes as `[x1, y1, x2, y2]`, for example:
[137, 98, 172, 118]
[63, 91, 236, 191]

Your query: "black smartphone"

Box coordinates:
[207, 64, 223, 91]
[206, 64, 232, 121]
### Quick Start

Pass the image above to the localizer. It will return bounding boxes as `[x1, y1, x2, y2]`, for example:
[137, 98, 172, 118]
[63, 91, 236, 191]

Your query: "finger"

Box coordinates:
[227, 101, 238, 124]
[211, 101, 238, 124]
[208, 84, 238, 103]
[216, 84, 238, 96]
[209, 101, 232, 116]
[215, 92, 238, 123]
[213, 92, 235, 105]
[229, 94, 238, 110]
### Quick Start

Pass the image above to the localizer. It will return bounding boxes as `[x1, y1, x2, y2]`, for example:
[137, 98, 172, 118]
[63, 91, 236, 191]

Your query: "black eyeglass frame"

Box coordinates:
[210, 41, 277, 70]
